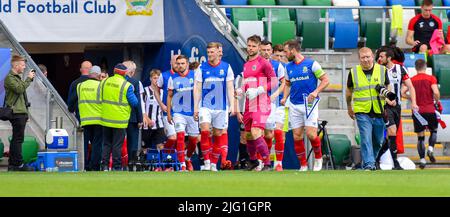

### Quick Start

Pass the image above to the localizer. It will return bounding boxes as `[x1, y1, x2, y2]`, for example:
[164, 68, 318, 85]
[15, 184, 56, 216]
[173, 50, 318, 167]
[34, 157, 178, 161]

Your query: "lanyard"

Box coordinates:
[303, 93, 320, 119]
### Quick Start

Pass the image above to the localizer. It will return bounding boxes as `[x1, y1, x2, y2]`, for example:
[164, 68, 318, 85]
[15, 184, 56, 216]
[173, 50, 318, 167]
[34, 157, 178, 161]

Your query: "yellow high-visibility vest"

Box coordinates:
[351, 64, 386, 114]
[77, 79, 102, 126]
[100, 74, 132, 129]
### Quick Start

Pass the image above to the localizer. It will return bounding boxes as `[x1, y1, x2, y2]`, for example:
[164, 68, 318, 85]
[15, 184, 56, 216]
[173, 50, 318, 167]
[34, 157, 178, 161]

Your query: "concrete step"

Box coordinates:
[407, 155, 450, 163]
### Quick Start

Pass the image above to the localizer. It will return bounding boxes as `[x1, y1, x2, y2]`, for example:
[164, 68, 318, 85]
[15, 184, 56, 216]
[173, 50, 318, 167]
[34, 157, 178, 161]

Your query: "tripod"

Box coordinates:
[306, 120, 336, 170]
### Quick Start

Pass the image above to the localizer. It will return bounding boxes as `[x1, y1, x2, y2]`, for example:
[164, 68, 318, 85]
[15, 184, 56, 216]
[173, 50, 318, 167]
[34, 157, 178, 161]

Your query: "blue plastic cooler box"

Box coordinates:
[35, 151, 78, 172]
[46, 129, 69, 149]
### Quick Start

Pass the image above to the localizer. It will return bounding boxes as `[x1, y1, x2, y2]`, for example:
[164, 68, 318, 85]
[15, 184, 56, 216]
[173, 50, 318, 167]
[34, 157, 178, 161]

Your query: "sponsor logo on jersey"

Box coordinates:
[419, 21, 424, 28]
[290, 75, 310, 82]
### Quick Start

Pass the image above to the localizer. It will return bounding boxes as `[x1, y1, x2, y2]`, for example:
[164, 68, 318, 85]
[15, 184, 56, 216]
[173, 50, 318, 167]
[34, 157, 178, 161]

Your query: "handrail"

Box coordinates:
[0, 20, 78, 127]
[196, 0, 248, 60]
[0, 19, 84, 170]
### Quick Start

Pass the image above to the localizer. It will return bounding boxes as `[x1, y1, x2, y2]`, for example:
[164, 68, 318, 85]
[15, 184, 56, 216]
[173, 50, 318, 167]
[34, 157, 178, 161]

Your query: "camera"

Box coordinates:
[375, 84, 396, 101]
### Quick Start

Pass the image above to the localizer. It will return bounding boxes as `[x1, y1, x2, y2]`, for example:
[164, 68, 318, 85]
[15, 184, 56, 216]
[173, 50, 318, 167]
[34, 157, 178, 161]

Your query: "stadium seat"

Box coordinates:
[360, 9, 391, 49]
[432, 54, 450, 84]
[276, 0, 304, 21]
[332, 0, 360, 20]
[268, 21, 297, 45]
[387, 0, 416, 6]
[263, 8, 291, 21]
[329, 9, 359, 48]
[8, 136, 40, 164]
[304, 0, 331, 18]
[248, 0, 276, 20]
[239, 20, 264, 42]
[231, 8, 259, 27]
[325, 134, 351, 167]
[220, 0, 248, 18]
[262, 8, 291, 41]
[359, 0, 387, 6]
[296, 9, 325, 48]
[439, 68, 450, 97]
[0, 139, 3, 160]
[403, 53, 426, 68]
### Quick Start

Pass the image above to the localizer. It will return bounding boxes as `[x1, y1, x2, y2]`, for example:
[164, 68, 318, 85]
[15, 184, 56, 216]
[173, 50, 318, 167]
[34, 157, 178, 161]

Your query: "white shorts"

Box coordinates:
[266, 104, 287, 130]
[289, 103, 319, 129]
[163, 115, 176, 137]
[173, 113, 199, 136]
[199, 107, 229, 129]
[265, 103, 277, 130]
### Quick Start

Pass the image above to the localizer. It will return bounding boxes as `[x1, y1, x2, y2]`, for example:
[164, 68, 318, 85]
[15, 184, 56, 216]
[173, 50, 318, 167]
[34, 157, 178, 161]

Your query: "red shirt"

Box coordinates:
[411, 73, 437, 113]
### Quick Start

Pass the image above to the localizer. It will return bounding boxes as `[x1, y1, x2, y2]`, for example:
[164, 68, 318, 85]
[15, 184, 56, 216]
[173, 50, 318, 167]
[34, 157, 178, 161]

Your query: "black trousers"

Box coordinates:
[8, 114, 28, 166]
[84, 124, 103, 171]
[126, 123, 139, 163]
[102, 127, 126, 169]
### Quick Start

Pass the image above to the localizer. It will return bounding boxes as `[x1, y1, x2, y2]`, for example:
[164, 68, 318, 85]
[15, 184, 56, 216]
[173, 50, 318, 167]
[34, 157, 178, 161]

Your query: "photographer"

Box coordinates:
[4, 55, 35, 171]
[376, 48, 418, 170]
[346, 48, 389, 170]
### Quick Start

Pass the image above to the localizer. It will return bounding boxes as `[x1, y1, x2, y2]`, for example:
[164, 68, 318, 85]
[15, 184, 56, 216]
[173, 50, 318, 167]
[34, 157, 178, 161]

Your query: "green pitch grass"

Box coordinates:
[1, 170, 450, 197]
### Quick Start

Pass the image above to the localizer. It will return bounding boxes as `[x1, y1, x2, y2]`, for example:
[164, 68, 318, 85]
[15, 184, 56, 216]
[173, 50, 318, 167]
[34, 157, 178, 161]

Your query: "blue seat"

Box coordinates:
[359, 0, 387, 6]
[334, 22, 359, 48]
[403, 53, 426, 68]
[444, 0, 450, 20]
[220, 0, 248, 18]
[387, 0, 416, 6]
[329, 9, 354, 35]
[329, 9, 359, 48]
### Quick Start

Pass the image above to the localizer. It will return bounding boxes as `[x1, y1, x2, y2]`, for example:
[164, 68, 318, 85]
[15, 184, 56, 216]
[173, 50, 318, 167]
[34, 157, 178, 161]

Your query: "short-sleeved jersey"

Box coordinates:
[168, 70, 196, 116]
[242, 56, 276, 112]
[196, 61, 234, 110]
[157, 69, 175, 115]
[408, 14, 443, 44]
[386, 64, 409, 105]
[285, 58, 325, 105]
[411, 73, 438, 114]
[269, 59, 286, 104]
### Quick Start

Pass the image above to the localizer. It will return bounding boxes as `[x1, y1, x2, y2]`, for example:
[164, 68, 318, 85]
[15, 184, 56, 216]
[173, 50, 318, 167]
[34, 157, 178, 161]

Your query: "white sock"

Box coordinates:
[275, 161, 282, 166]
[185, 157, 190, 161]
[428, 146, 434, 152]
[181, 162, 186, 167]
[420, 158, 426, 164]
[204, 160, 210, 165]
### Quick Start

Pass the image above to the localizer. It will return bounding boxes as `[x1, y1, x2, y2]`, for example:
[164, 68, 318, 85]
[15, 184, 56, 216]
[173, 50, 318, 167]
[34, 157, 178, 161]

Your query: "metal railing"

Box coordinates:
[0, 20, 84, 171]
[304, 52, 352, 109]
[204, 4, 450, 51]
